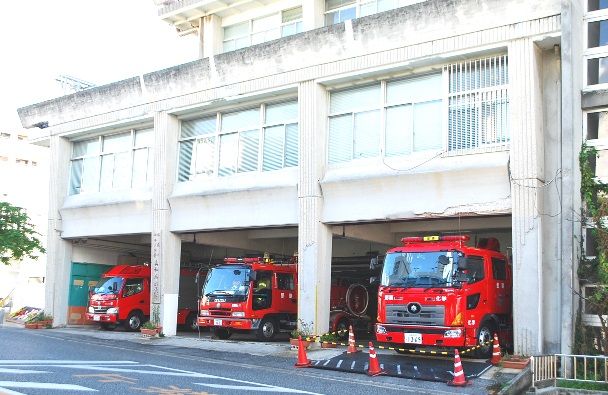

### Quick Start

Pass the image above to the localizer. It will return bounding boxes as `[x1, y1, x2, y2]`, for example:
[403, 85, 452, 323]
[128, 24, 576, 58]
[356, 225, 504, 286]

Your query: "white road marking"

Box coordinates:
[323, 360, 331, 366]
[195, 383, 321, 394]
[0, 368, 49, 374]
[0, 387, 26, 395]
[350, 361, 356, 370]
[397, 365, 402, 375]
[0, 381, 96, 391]
[336, 359, 343, 368]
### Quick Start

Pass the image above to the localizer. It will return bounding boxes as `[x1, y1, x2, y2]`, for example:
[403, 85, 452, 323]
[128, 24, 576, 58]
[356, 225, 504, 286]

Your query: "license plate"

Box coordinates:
[93, 315, 100, 321]
[213, 319, 223, 326]
[404, 333, 422, 344]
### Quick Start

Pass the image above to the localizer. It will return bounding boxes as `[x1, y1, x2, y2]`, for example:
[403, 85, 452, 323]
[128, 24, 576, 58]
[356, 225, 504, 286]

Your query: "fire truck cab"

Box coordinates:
[198, 257, 298, 340]
[374, 235, 512, 356]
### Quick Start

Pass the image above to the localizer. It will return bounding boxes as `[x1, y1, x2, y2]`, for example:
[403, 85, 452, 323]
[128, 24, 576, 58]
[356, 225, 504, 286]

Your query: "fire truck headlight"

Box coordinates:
[107, 307, 119, 314]
[376, 325, 387, 334]
[88, 306, 94, 313]
[444, 329, 463, 338]
[200, 310, 210, 316]
[231, 312, 245, 317]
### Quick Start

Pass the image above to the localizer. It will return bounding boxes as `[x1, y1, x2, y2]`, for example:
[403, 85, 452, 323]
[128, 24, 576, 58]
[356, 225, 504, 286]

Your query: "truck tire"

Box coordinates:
[474, 321, 496, 358]
[256, 317, 278, 341]
[100, 323, 116, 331]
[213, 327, 232, 340]
[124, 311, 143, 332]
[185, 313, 198, 332]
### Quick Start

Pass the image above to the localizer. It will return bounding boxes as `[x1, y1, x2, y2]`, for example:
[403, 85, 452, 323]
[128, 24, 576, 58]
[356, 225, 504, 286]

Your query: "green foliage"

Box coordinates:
[290, 319, 313, 339]
[320, 332, 339, 342]
[578, 144, 608, 355]
[557, 379, 608, 391]
[24, 312, 53, 324]
[0, 201, 45, 265]
[141, 321, 158, 330]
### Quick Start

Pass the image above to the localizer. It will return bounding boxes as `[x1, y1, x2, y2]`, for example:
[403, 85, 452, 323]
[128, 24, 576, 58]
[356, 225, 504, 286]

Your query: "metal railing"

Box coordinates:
[532, 354, 608, 387]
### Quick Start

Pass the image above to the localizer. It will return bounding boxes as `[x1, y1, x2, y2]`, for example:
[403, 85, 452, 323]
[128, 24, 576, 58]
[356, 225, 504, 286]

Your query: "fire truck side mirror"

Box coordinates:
[370, 256, 381, 271]
[248, 270, 257, 281]
[369, 276, 379, 286]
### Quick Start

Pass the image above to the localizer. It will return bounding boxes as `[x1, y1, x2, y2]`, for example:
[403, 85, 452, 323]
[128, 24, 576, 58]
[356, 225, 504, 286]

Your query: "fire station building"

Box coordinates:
[17, 0, 599, 356]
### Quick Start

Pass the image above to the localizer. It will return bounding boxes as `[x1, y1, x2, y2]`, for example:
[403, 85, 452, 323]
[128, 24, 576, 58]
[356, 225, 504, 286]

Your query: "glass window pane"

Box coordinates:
[378, 0, 396, 12]
[587, 111, 608, 140]
[181, 117, 216, 139]
[100, 155, 115, 191]
[588, 57, 608, 85]
[282, 7, 302, 23]
[147, 148, 154, 186]
[113, 152, 132, 189]
[326, 0, 356, 11]
[238, 130, 259, 173]
[325, 11, 339, 26]
[224, 22, 249, 40]
[354, 110, 380, 158]
[387, 74, 442, 105]
[266, 101, 298, 124]
[589, 0, 608, 12]
[235, 37, 250, 50]
[132, 148, 149, 188]
[285, 123, 299, 167]
[338, 7, 356, 22]
[253, 14, 279, 33]
[263, 126, 284, 171]
[252, 32, 266, 45]
[222, 108, 260, 132]
[194, 136, 216, 177]
[330, 85, 380, 114]
[282, 23, 296, 37]
[328, 115, 352, 164]
[223, 40, 236, 53]
[103, 133, 131, 153]
[73, 139, 99, 158]
[385, 105, 412, 156]
[69, 159, 83, 195]
[178, 140, 194, 182]
[361, 3, 376, 17]
[588, 20, 608, 48]
[413, 100, 442, 151]
[81, 157, 100, 193]
[135, 129, 154, 147]
[219, 133, 238, 176]
[448, 98, 478, 150]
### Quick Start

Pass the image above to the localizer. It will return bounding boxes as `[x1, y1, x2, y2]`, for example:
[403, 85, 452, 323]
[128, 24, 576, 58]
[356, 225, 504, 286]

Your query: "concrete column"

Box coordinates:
[46, 135, 72, 326]
[302, 0, 325, 31]
[509, 38, 545, 355]
[201, 14, 222, 57]
[297, 80, 332, 336]
[151, 112, 182, 336]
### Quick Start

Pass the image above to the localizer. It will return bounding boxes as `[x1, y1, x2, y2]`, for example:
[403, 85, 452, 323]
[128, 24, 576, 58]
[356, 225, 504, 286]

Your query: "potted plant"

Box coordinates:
[24, 312, 53, 329]
[500, 353, 530, 369]
[140, 321, 162, 338]
[319, 332, 338, 348]
[289, 320, 313, 349]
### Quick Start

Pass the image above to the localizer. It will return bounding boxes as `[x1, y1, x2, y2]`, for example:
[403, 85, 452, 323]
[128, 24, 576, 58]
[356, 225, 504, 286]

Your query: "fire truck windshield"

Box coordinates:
[93, 277, 123, 295]
[381, 252, 462, 288]
[203, 266, 251, 298]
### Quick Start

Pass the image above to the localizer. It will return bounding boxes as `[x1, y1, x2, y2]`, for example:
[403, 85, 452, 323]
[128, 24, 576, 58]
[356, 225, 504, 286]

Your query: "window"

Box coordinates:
[491, 258, 507, 281]
[587, 111, 608, 139]
[276, 273, 295, 290]
[123, 278, 144, 297]
[178, 100, 298, 181]
[589, 0, 608, 12]
[281, 7, 303, 37]
[69, 128, 154, 195]
[464, 256, 485, 283]
[588, 56, 608, 85]
[223, 22, 250, 52]
[588, 19, 608, 48]
[325, 0, 424, 25]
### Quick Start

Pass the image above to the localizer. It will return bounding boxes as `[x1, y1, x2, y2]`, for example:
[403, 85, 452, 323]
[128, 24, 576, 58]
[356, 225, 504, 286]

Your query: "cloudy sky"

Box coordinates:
[0, 0, 197, 130]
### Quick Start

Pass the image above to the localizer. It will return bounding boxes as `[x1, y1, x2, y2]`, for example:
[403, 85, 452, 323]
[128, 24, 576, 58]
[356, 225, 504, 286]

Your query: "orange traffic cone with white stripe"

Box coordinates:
[491, 333, 502, 365]
[367, 342, 385, 376]
[347, 325, 359, 354]
[447, 349, 469, 387]
[294, 336, 311, 368]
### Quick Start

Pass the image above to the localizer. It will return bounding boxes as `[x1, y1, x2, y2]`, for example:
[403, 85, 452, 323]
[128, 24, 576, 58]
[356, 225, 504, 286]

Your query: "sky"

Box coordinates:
[0, 0, 197, 130]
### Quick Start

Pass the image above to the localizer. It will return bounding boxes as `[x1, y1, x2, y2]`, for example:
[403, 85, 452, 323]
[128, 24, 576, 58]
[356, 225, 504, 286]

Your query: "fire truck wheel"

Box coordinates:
[256, 317, 278, 341]
[124, 311, 143, 332]
[100, 323, 116, 331]
[474, 322, 495, 358]
[185, 313, 198, 332]
[213, 327, 232, 339]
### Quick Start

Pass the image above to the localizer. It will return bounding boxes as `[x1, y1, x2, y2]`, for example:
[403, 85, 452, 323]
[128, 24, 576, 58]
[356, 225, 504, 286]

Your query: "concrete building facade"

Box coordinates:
[17, 0, 591, 355]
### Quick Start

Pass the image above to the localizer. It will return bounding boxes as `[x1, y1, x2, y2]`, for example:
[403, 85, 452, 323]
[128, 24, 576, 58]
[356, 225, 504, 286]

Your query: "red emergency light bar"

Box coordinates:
[401, 235, 470, 244]
[223, 257, 270, 264]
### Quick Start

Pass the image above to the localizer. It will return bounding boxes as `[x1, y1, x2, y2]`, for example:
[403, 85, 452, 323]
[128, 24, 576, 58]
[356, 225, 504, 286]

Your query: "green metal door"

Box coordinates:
[68, 262, 112, 324]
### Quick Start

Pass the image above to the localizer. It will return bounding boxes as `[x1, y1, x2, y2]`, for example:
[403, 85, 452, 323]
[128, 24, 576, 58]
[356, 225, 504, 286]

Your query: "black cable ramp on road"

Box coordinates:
[309, 351, 492, 382]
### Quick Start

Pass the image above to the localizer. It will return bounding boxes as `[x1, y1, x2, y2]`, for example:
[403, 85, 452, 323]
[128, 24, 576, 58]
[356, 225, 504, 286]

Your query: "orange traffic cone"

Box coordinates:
[491, 333, 502, 365]
[294, 336, 311, 368]
[347, 325, 359, 354]
[447, 349, 469, 387]
[366, 342, 385, 376]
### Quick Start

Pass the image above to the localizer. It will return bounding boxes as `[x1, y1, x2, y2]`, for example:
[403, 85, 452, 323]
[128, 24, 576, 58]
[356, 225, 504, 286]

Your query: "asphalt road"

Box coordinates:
[0, 325, 500, 394]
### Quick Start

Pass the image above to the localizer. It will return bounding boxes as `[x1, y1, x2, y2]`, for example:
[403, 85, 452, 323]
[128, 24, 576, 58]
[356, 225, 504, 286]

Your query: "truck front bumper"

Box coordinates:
[85, 313, 118, 324]
[198, 317, 256, 330]
[375, 323, 470, 347]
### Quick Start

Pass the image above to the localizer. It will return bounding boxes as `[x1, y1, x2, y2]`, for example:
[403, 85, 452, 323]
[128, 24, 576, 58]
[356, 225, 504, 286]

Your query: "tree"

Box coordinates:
[0, 201, 45, 265]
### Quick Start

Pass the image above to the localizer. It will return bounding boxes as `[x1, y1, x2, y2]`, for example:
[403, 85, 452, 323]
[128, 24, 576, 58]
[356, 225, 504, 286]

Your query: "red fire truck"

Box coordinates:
[198, 256, 372, 340]
[86, 265, 201, 331]
[373, 235, 512, 356]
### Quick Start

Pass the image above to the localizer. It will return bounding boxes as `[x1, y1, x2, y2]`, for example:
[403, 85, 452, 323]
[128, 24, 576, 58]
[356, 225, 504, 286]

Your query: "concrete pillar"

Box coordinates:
[302, 0, 325, 31]
[297, 80, 332, 336]
[509, 38, 545, 355]
[559, 0, 584, 355]
[46, 135, 72, 326]
[151, 112, 182, 336]
[201, 14, 222, 58]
